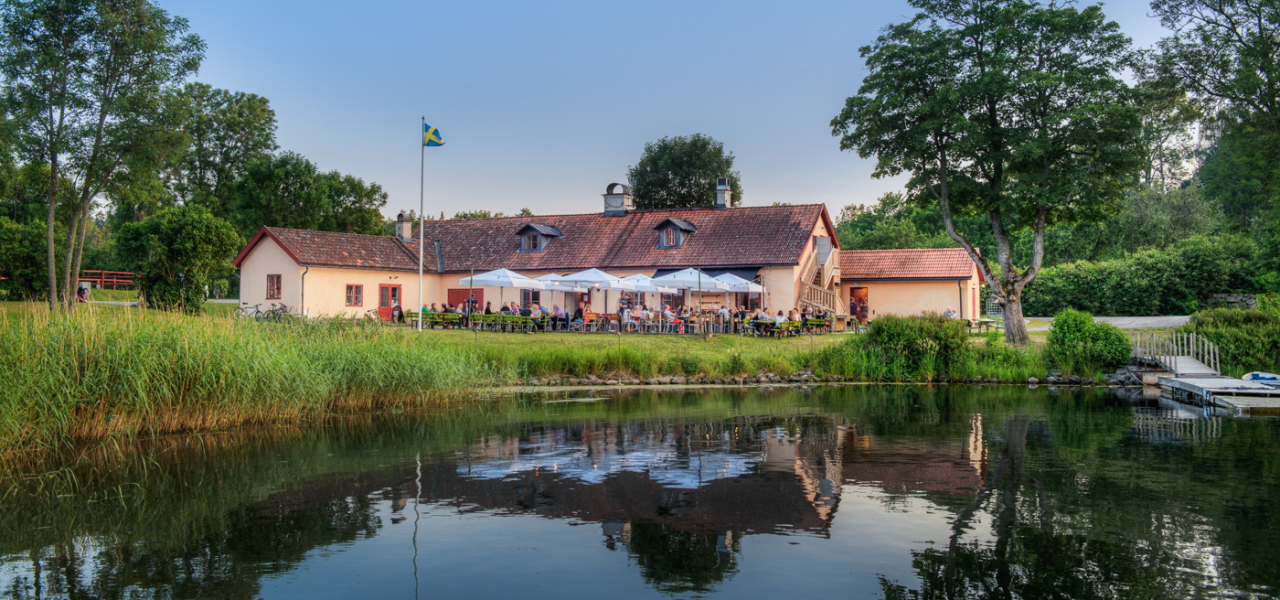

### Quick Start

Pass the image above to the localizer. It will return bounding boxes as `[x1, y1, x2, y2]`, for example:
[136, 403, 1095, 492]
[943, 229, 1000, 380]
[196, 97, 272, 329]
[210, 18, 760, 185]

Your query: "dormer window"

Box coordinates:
[654, 218, 697, 249]
[515, 223, 562, 253]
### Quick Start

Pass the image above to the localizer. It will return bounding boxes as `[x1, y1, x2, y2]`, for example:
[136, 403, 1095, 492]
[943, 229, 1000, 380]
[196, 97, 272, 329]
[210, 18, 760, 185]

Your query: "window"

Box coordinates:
[661, 292, 685, 310]
[521, 289, 541, 308]
[345, 284, 363, 307]
[266, 274, 282, 300]
[522, 233, 540, 252]
[663, 228, 678, 247]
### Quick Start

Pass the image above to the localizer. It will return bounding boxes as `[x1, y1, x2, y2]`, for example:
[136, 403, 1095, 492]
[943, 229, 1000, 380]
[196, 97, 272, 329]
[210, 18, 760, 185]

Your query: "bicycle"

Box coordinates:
[234, 303, 264, 320]
[262, 303, 290, 322]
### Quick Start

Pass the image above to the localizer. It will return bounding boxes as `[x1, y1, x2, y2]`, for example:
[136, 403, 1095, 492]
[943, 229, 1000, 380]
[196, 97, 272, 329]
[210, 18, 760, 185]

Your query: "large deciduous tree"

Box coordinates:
[232, 152, 388, 238]
[627, 134, 743, 209]
[115, 203, 241, 313]
[831, 0, 1142, 344]
[1, 0, 204, 312]
[167, 82, 278, 218]
[1153, 0, 1280, 251]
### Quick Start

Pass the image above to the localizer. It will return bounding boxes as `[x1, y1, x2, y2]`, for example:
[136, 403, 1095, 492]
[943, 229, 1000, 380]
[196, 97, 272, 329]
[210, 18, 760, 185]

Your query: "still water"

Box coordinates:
[3, 385, 1279, 599]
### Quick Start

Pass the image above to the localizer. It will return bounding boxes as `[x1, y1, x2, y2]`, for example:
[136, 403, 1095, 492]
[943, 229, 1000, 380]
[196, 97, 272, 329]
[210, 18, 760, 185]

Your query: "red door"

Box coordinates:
[379, 284, 401, 321]
[448, 289, 482, 310]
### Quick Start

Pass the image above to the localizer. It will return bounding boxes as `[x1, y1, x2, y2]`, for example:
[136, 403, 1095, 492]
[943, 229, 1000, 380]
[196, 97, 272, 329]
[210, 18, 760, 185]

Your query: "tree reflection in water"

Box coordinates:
[1, 386, 1278, 599]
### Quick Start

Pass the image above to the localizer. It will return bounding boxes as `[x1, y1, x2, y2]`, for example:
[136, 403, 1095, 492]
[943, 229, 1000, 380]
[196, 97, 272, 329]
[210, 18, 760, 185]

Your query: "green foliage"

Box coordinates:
[830, 0, 1144, 344]
[1179, 308, 1280, 377]
[1023, 235, 1260, 316]
[0, 217, 60, 299]
[233, 152, 388, 239]
[115, 205, 242, 313]
[627, 134, 742, 209]
[167, 82, 278, 220]
[1044, 309, 1131, 376]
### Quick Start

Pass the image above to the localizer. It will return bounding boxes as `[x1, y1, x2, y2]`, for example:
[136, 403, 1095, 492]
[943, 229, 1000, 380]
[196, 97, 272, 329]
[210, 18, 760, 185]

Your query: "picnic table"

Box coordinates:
[970, 318, 1000, 333]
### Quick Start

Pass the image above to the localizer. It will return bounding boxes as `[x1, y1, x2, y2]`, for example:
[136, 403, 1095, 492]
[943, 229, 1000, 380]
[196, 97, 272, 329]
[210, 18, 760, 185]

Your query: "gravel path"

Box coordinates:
[1026, 315, 1190, 331]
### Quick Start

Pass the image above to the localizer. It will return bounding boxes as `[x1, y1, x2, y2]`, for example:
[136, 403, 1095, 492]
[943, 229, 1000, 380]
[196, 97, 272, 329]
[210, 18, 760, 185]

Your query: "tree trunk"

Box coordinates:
[1001, 285, 1030, 345]
[68, 210, 92, 314]
[46, 158, 59, 312]
[60, 207, 81, 312]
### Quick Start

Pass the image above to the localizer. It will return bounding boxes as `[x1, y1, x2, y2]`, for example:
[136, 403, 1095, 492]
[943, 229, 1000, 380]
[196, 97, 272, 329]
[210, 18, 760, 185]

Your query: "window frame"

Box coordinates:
[521, 233, 540, 252]
[521, 289, 541, 308]
[345, 284, 363, 307]
[266, 274, 282, 300]
[660, 227, 680, 248]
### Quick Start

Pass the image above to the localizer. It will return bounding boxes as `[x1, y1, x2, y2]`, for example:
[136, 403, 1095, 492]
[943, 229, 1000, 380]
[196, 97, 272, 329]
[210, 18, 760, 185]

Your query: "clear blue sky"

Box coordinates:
[164, 0, 1168, 220]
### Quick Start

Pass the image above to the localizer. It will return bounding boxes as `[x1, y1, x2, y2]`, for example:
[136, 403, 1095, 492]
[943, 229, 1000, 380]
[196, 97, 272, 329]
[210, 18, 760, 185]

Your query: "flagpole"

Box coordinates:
[417, 116, 425, 332]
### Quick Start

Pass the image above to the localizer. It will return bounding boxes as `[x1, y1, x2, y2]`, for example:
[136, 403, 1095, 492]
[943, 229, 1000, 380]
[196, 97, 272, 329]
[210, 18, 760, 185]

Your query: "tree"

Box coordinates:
[452, 210, 504, 219]
[115, 204, 241, 313]
[232, 152, 327, 237]
[0, 217, 60, 299]
[166, 82, 278, 218]
[1, 0, 204, 312]
[831, 0, 1142, 343]
[320, 172, 387, 235]
[627, 134, 743, 209]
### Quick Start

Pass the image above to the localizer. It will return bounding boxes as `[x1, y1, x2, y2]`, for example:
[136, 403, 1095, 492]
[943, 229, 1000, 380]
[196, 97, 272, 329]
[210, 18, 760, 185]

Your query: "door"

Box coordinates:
[850, 287, 869, 323]
[379, 284, 401, 321]
[448, 289, 482, 311]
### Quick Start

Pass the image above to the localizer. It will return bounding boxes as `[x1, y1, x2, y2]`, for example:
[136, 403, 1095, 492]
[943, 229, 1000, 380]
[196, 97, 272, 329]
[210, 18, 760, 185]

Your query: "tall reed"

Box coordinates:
[0, 306, 512, 462]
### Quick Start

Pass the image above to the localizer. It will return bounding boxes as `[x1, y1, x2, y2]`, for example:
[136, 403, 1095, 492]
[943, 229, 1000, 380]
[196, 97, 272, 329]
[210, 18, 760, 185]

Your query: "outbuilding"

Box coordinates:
[840, 248, 985, 323]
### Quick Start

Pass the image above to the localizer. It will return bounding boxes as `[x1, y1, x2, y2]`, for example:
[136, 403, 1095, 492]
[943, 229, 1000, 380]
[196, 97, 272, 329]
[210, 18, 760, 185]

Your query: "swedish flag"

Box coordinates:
[423, 123, 444, 147]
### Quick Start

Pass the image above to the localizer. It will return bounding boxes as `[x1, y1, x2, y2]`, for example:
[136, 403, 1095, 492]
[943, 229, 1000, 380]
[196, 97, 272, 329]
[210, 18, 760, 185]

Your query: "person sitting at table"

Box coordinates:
[942, 306, 957, 319]
[717, 304, 731, 321]
[775, 310, 786, 326]
[499, 302, 511, 315]
[426, 303, 437, 313]
[571, 306, 585, 325]
[520, 304, 533, 318]
[484, 301, 493, 315]
[663, 305, 683, 333]
[552, 304, 567, 330]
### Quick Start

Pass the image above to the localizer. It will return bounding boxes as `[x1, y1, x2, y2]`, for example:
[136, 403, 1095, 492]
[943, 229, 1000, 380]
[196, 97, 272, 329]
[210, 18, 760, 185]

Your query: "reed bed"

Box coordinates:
[2, 305, 1054, 463]
[0, 305, 511, 463]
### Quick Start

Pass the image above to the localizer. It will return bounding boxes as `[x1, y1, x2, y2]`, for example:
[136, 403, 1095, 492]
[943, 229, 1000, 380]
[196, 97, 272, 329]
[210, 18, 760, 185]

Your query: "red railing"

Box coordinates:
[79, 270, 136, 290]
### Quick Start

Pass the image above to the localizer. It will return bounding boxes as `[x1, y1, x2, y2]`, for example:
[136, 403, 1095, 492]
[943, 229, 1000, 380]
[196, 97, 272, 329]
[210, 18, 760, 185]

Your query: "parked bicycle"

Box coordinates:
[261, 303, 290, 322]
[234, 303, 265, 320]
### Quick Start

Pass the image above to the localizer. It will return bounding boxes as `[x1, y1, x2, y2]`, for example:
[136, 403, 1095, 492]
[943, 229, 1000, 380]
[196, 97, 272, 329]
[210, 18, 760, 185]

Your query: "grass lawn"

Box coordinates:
[87, 288, 138, 302]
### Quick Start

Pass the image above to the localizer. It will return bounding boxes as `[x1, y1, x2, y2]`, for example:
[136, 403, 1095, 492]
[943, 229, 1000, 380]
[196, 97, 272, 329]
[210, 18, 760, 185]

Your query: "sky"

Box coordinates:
[163, 0, 1170, 221]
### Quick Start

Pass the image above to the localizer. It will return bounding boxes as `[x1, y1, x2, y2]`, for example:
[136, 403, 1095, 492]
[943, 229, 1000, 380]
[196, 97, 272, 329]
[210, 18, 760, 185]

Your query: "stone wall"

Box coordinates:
[1207, 293, 1257, 309]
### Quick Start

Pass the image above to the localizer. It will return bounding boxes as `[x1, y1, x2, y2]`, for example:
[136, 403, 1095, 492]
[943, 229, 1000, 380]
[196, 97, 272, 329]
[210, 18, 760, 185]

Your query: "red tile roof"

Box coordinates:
[412, 205, 833, 273]
[232, 227, 420, 271]
[840, 248, 981, 281]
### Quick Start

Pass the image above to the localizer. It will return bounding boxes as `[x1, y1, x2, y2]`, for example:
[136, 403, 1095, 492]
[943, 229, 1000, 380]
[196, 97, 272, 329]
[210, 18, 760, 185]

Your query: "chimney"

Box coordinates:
[395, 211, 413, 242]
[602, 183, 633, 217]
[715, 178, 731, 210]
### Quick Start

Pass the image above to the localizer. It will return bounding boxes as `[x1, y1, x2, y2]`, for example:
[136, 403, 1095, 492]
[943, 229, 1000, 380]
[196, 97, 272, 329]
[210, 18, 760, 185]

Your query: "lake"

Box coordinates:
[2, 385, 1279, 599]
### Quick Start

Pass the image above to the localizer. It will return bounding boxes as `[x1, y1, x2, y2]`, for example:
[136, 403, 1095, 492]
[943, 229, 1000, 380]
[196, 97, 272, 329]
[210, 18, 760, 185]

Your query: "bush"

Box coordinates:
[1023, 235, 1261, 316]
[1179, 308, 1280, 377]
[1044, 309, 1130, 376]
[866, 314, 969, 376]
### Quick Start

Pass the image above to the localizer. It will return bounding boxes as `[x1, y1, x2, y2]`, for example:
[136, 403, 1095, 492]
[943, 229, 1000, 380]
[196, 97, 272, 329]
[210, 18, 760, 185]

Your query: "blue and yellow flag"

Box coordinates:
[423, 123, 444, 147]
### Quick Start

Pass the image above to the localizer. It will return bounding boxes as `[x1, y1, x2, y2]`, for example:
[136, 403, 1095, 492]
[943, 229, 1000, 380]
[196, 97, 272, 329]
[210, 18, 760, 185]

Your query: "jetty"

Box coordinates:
[1131, 332, 1280, 415]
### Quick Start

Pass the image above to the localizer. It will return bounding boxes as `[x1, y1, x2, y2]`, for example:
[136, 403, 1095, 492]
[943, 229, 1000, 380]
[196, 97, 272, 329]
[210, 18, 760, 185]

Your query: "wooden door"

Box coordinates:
[379, 284, 401, 321]
[448, 288, 482, 310]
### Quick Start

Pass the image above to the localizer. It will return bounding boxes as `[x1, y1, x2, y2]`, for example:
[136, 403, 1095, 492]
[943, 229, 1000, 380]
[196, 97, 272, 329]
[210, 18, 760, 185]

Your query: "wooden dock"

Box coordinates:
[1159, 376, 1280, 414]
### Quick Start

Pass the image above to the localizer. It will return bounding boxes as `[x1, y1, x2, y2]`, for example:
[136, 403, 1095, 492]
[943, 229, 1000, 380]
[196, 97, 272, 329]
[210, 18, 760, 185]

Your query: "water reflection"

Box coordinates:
[1, 386, 1278, 599]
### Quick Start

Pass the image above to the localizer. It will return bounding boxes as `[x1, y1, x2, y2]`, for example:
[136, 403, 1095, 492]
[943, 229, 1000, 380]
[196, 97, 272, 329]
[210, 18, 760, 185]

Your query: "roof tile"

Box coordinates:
[840, 248, 978, 280]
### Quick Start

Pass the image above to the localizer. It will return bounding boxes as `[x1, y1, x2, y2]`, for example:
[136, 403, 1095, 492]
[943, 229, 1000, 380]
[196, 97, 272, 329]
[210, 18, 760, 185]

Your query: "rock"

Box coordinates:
[673, 376, 687, 385]
[605, 379, 618, 385]
[1028, 377, 1040, 384]
[586, 374, 599, 382]
[1046, 376, 1060, 384]
[1068, 376, 1082, 385]
[658, 376, 672, 385]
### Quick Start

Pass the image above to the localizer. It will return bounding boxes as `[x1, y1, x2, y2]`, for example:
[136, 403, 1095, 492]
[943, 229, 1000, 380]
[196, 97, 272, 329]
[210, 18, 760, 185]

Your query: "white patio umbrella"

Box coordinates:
[652, 268, 730, 311]
[534, 273, 587, 318]
[457, 268, 545, 312]
[622, 274, 677, 309]
[715, 273, 764, 311]
[559, 268, 635, 313]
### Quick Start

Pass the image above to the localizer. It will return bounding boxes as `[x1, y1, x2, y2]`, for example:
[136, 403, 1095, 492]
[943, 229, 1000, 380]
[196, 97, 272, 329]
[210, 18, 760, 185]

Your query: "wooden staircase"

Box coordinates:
[798, 240, 840, 314]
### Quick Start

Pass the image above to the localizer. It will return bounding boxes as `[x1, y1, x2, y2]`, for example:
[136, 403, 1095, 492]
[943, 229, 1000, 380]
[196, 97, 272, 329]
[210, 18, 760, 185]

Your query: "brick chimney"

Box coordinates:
[602, 183, 633, 217]
[395, 212, 413, 242]
[715, 178, 731, 210]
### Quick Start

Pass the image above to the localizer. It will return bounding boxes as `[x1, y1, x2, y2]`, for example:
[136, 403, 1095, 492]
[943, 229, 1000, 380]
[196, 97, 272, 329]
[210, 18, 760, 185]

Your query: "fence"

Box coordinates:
[79, 270, 136, 290]
[1130, 332, 1220, 376]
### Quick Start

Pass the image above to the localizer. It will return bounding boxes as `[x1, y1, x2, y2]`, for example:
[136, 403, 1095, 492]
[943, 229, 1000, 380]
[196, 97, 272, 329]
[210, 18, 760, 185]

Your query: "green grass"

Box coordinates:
[87, 288, 138, 302]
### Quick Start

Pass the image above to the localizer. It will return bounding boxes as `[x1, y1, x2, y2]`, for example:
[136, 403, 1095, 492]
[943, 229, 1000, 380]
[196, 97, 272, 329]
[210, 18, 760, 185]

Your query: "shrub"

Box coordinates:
[1023, 235, 1261, 316]
[1179, 308, 1280, 377]
[866, 314, 969, 376]
[1044, 309, 1130, 376]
